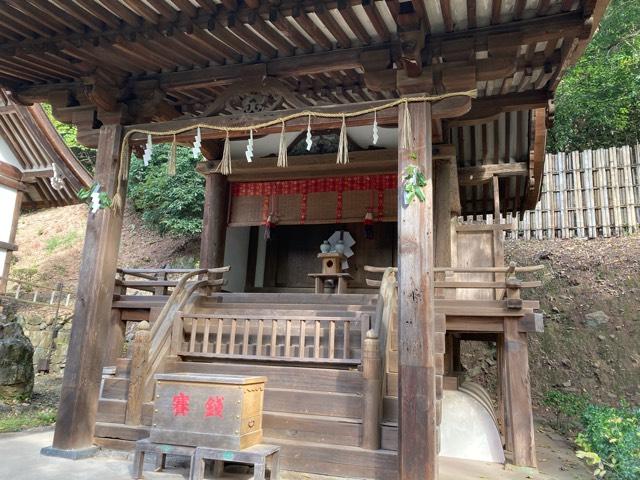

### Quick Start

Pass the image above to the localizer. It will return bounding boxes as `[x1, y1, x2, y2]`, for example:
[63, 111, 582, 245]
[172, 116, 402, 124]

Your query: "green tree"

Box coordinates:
[128, 144, 205, 236]
[548, 0, 640, 152]
[41, 103, 97, 173]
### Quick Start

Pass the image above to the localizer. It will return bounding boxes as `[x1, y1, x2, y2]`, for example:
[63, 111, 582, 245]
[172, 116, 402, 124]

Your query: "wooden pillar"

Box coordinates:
[200, 172, 228, 269]
[0, 163, 24, 294]
[496, 335, 507, 446]
[503, 319, 537, 468]
[43, 125, 127, 458]
[434, 156, 460, 299]
[397, 101, 438, 480]
[361, 331, 382, 450]
[492, 175, 501, 223]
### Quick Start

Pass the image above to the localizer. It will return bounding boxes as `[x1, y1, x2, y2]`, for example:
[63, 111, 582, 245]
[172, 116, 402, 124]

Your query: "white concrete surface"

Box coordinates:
[440, 389, 506, 463]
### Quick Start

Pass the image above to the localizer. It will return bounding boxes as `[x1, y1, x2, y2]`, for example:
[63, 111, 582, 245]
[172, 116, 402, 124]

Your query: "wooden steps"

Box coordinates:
[264, 437, 398, 479]
[264, 411, 361, 447]
[167, 361, 363, 394]
[94, 423, 398, 479]
[95, 292, 396, 478]
[380, 423, 398, 451]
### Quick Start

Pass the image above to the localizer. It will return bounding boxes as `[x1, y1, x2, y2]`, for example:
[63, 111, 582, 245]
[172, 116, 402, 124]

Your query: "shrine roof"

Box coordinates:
[0, 0, 608, 124]
[0, 91, 92, 209]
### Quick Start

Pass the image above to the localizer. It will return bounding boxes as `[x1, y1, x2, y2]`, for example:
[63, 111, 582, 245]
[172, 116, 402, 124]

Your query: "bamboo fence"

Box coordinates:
[482, 144, 640, 239]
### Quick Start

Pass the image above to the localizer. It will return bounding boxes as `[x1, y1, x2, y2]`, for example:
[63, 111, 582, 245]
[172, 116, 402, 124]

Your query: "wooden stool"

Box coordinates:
[308, 273, 352, 294]
[132, 438, 196, 479]
[190, 444, 280, 480]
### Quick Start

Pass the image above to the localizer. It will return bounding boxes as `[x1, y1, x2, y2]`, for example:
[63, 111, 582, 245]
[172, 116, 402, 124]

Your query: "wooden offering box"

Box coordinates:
[150, 373, 266, 449]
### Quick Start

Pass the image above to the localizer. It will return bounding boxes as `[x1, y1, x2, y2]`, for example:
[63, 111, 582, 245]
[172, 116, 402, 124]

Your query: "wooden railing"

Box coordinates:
[1, 277, 74, 310]
[115, 268, 211, 296]
[435, 263, 543, 308]
[362, 265, 397, 451]
[173, 311, 365, 365]
[142, 267, 230, 400]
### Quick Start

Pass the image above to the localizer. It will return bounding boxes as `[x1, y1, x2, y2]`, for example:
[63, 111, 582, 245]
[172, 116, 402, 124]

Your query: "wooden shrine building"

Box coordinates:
[0, 0, 609, 478]
[0, 92, 92, 293]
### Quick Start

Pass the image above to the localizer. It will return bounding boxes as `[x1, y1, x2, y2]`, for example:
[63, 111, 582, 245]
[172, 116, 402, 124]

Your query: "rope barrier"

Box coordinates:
[112, 91, 477, 211]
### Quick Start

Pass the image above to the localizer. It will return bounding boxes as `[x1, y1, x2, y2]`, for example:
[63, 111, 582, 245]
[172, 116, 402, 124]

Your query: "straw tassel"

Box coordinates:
[121, 135, 130, 181]
[336, 116, 349, 164]
[400, 100, 413, 151]
[168, 134, 177, 176]
[220, 130, 232, 175]
[277, 121, 287, 168]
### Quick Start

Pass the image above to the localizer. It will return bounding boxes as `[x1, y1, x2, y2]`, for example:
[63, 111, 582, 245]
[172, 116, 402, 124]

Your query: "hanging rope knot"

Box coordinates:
[167, 134, 177, 176]
[277, 120, 288, 168]
[400, 99, 414, 152]
[220, 129, 232, 175]
[336, 115, 350, 165]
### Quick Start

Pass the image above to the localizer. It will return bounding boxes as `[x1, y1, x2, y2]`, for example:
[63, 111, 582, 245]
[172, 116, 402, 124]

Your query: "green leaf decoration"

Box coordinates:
[402, 164, 428, 206]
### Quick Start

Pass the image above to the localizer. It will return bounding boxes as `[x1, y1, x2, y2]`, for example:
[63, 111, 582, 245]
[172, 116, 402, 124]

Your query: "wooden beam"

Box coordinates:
[524, 108, 547, 210]
[450, 91, 551, 125]
[45, 124, 126, 456]
[397, 101, 438, 479]
[125, 96, 472, 144]
[458, 163, 528, 186]
[434, 156, 456, 298]
[366, 53, 556, 93]
[548, 2, 610, 91]
[199, 146, 455, 182]
[20, 166, 54, 183]
[0, 190, 22, 294]
[0, 240, 17, 251]
[206, 149, 396, 181]
[14, 45, 394, 103]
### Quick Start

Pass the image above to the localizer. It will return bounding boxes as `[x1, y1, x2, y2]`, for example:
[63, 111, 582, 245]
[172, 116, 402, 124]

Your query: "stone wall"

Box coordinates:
[13, 307, 71, 373]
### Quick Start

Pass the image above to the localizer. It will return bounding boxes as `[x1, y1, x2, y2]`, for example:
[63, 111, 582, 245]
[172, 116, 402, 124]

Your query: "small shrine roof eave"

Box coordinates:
[0, 92, 93, 210]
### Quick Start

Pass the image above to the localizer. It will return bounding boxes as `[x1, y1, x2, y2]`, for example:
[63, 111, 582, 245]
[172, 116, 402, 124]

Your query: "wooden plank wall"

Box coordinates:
[477, 145, 640, 239]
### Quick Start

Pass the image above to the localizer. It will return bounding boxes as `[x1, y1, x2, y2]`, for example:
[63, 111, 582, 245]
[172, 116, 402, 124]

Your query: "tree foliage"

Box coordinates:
[128, 144, 205, 236]
[547, 0, 640, 153]
[41, 103, 96, 173]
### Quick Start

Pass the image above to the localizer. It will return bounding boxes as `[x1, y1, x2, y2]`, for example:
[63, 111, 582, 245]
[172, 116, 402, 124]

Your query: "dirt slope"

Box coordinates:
[508, 235, 640, 408]
[462, 235, 640, 417]
[11, 204, 199, 287]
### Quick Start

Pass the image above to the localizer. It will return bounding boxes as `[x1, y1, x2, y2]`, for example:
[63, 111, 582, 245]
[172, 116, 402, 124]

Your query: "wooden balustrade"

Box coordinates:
[115, 268, 219, 296]
[174, 312, 365, 365]
[142, 267, 230, 400]
[126, 321, 150, 425]
[1, 277, 74, 310]
[365, 264, 542, 309]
